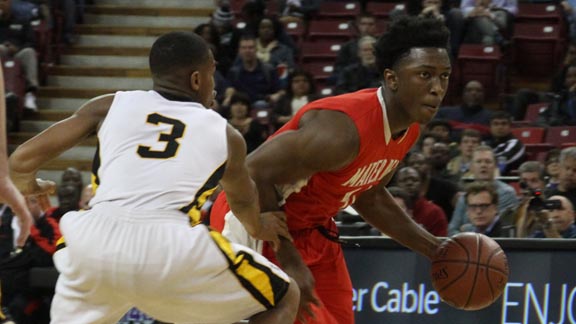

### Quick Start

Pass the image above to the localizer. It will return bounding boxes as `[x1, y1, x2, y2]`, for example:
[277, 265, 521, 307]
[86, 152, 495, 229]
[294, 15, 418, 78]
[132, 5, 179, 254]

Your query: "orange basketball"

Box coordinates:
[430, 232, 509, 310]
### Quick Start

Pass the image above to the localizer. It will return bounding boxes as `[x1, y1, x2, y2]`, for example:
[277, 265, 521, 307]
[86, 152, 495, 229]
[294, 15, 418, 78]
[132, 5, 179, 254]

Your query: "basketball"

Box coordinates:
[430, 232, 509, 310]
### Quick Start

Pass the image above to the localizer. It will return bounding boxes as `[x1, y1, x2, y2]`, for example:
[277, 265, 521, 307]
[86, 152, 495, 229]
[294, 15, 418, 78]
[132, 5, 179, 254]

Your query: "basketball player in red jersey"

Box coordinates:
[211, 16, 452, 324]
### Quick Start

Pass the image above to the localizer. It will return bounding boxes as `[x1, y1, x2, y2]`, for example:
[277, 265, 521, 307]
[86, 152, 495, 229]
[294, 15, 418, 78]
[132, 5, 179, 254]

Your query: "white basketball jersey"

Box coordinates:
[90, 90, 228, 223]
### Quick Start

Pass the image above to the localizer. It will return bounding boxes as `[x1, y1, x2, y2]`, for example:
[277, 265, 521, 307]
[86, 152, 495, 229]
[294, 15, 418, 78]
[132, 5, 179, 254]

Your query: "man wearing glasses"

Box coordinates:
[462, 181, 512, 237]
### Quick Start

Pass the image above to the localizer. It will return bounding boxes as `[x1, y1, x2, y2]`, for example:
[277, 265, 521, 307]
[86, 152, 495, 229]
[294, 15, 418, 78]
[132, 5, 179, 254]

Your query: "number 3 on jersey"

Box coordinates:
[137, 113, 186, 159]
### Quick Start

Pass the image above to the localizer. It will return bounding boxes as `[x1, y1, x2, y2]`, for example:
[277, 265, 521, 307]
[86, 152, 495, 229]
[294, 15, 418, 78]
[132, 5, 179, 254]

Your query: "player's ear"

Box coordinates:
[190, 71, 201, 91]
[383, 68, 398, 91]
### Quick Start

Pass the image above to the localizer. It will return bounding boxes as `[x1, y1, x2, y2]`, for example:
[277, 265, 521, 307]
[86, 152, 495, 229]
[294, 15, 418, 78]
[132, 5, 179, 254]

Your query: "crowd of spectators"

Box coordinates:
[1, 0, 86, 133]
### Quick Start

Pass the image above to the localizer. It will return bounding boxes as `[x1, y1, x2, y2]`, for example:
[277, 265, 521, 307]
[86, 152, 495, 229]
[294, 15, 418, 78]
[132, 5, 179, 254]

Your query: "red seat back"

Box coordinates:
[511, 127, 546, 144]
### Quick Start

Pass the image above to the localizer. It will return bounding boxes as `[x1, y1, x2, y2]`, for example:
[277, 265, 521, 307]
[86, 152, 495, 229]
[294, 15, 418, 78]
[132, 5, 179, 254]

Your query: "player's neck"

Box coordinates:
[153, 85, 199, 103]
[381, 88, 411, 135]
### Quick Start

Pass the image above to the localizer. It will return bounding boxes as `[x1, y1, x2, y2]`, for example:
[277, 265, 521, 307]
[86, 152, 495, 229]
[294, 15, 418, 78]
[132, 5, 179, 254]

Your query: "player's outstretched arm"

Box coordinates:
[0, 58, 32, 247]
[353, 174, 442, 260]
[247, 109, 359, 321]
[220, 124, 291, 250]
[9, 94, 114, 196]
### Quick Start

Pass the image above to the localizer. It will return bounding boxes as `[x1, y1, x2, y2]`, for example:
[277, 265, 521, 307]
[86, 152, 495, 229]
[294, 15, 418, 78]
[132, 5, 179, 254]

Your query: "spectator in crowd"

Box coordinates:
[278, 0, 322, 23]
[44, 183, 82, 222]
[449, 145, 519, 235]
[425, 119, 453, 143]
[58, 0, 84, 45]
[518, 161, 547, 192]
[545, 149, 562, 191]
[0, 205, 14, 260]
[388, 186, 411, 214]
[510, 44, 576, 122]
[210, 5, 238, 74]
[428, 142, 456, 181]
[484, 111, 526, 175]
[395, 167, 448, 236]
[516, 195, 576, 238]
[418, 132, 441, 158]
[60, 167, 83, 193]
[390, 0, 465, 57]
[461, 181, 512, 237]
[226, 34, 284, 106]
[529, 195, 576, 238]
[560, 0, 576, 41]
[274, 69, 320, 127]
[460, 0, 517, 46]
[447, 129, 482, 179]
[436, 80, 492, 137]
[536, 60, 576, 126]
[231, 1, 296, 55]
[195, 23, 233, 75]
[335, 36, 381, 95]
[547, 147, 576, 209]
[227, 92, 268, 153]
[255, 16, 295, 86]
[0, 1, 40, 111]
[333, 13, 379, 74]
[0, 195, 61, 324]
[406, 151, 460, 220]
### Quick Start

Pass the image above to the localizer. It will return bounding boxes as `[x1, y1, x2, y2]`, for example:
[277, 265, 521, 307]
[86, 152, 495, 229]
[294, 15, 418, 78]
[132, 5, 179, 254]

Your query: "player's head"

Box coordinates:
[374, 16, 451, 124]
[149, 31, 215, 107]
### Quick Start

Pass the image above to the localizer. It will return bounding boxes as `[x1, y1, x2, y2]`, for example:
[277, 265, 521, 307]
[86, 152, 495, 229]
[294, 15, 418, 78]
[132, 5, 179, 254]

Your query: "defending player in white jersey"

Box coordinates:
[8, 31, 299, 324]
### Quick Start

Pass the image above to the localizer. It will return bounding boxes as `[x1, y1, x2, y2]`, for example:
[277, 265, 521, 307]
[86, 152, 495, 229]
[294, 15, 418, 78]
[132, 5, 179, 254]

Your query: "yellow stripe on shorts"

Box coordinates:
[56, 236, 66, 251]
[209, 229, 289, 309]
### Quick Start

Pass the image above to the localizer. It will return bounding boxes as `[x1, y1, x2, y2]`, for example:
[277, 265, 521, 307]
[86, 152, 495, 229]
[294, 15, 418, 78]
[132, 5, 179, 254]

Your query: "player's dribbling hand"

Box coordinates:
[251, 211, 293, 252]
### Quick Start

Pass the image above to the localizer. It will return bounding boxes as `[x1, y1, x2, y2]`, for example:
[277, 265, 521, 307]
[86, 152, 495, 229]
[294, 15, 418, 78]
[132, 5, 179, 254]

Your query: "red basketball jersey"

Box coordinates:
[274, 88, 420, 230]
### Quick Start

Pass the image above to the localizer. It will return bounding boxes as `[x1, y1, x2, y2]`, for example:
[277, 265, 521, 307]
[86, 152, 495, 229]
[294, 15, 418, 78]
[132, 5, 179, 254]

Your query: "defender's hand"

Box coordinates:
[250, 211, 292, 251]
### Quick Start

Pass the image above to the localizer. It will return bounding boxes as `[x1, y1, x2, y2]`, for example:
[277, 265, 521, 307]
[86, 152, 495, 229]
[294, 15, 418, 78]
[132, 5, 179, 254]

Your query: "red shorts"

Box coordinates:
[210, 193, 354, 324]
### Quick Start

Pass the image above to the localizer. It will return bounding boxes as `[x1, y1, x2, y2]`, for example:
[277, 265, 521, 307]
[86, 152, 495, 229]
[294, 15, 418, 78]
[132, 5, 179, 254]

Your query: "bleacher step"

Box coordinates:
[97, 0, 213, 8]
[85, 5, 213, 17]
[26, 110, 73, 121]
[62, 46, 149, 56]
[83, 14, 205, 28]
[60, 54, 148, 68]
[9, 132, 96, 146]
[46, 75, 152, 90]
[37, 98, 89, 111]
[75, 25, 189, 36]
[48, 66, 150, 77]
[76, 34, 156, 48]
[39, 87, 117, 99]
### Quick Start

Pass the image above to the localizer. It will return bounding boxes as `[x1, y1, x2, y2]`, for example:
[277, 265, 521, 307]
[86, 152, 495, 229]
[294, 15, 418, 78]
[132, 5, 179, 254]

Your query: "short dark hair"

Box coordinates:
[465, 181, 499, 206]
[287, 69, 316, 97]
[490, 111, 512, 123]
[149, 31, 209, 79]
[427, 119, 452, 133]
[356, 12, 376, 23]
[374, 16, 450, 72]
[229, 92, 252, 108]
[460, 129, 482, 142]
